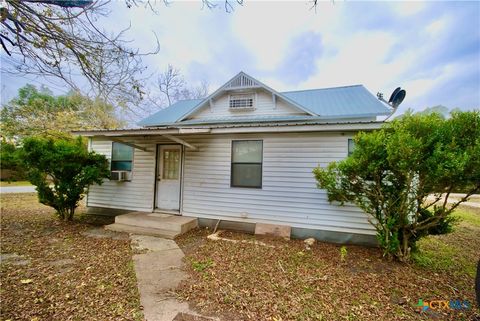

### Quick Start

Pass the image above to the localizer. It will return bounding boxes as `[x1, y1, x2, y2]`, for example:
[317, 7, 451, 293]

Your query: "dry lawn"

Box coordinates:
[0, 181, 32, 187]
[176, 208, 480, 321]
[1, 192, 478, 320]
[0, 193, 142, 320]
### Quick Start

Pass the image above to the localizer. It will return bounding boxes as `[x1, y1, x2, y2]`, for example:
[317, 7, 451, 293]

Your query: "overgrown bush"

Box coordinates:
[0, 140, 26, 181]
[313, 111, 480, 261]
[19, 137, 110, 220]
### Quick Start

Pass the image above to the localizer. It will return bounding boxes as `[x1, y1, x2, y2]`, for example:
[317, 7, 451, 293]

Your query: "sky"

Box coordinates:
[1, 0, 479, 116]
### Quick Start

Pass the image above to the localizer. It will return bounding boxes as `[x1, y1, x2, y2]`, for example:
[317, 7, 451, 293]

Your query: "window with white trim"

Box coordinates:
[229, 94, 255, 109]
[231, 140, 263, 188]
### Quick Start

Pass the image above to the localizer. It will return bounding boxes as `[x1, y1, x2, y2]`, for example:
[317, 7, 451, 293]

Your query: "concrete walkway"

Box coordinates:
[0, 186, 36, 193]
[131, 235, 215, 321]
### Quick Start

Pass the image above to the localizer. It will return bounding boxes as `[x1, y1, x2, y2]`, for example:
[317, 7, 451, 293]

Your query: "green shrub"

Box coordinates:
[19, 136, 110, 220]
[314, 111, 480, 261]
[0, 140, 26, 181]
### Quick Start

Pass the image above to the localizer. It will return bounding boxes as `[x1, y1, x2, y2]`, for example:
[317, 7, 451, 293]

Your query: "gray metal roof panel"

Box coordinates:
[281, 85, 390, 117]
[138, 84, 391, 127]
[137, 99, 202, 127]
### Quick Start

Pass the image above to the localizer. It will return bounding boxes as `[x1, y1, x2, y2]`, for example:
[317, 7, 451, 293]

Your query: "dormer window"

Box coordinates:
[229, 93, 255, 109]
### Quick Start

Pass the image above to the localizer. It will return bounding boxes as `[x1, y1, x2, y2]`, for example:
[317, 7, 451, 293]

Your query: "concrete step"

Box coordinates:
[112, 212, 198, 237]
[105, 212, 198, 239]
[105, 223, 179, 239]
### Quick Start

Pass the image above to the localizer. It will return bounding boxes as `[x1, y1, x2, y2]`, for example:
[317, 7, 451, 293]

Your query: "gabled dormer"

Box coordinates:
[177, 72, 316, 122]
[138, 72, 391, 127]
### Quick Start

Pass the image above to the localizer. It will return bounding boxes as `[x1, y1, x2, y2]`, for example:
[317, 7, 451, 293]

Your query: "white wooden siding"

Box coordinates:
[88, 132, 375, 236]
[181, 133, 374, 235]
[88, 137, 157, 212]
[188, 89, 308, 120]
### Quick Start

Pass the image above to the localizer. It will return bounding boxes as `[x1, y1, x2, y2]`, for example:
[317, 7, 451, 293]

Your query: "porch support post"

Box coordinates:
[162, 134, 198, 151]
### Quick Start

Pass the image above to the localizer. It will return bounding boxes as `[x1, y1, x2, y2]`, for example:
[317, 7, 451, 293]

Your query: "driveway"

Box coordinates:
[0, 186, 36, 193]
[426, 193, 480, 209]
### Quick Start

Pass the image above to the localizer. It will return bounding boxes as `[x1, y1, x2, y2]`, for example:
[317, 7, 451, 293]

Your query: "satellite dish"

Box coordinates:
[388, 87, 401, 103]
[377, 87, 407, 120]
[391, 89, 406, 107]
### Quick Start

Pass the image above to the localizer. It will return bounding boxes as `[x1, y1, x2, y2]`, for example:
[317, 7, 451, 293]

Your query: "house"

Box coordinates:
[76, 72, 391, 245]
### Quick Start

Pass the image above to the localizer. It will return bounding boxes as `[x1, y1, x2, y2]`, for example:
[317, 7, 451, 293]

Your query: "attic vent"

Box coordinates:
[229, 94, 255, 109]
[226, 74, 259, 89]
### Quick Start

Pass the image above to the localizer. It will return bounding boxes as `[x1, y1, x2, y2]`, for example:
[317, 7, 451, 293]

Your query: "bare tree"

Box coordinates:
[153, 64, 209, 109]
[157, 64, 185, 107]
[176, 79, 209, 101]
[0, 0, 258, 122]
[201, 0, 243, 13]
[0, 0, 159, 119]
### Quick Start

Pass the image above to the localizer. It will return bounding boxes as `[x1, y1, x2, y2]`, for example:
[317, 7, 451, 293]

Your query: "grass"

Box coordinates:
[0, 193, 142, 320]
[412, 240, 461, 272]
[455, 207, 480, 227]
[0, 180, 32, 187]
[412, 206, 480, 278]
[191, 258, 214, 273]
[176, 208, 480, 321]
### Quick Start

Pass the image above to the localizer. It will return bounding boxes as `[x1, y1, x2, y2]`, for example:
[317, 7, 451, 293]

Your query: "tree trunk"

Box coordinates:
[398, 230, 411, 262]
[57, 207, 75, 221]
[67, 207, 75, 221]
[57, 209, 65, 220]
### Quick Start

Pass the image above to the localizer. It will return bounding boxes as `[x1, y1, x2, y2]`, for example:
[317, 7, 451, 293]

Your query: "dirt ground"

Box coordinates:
[1, 192, 479, 320]
[176, 208, 480, 321]
[0, 193, 143, 321]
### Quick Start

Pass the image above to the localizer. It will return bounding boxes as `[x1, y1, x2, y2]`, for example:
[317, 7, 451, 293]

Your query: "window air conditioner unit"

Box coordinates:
[111, 171, 129, 181]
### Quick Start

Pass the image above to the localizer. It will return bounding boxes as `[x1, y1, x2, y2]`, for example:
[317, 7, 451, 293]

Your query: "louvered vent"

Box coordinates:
[225, 74, 259, 89]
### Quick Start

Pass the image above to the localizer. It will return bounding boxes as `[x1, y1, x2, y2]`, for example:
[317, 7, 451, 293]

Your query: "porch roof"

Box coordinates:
[73, 119, 385, 137]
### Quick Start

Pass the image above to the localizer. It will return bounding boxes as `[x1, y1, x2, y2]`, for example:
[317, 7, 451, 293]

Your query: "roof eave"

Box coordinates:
[73, 120, 385, 137]
[143, 111, 390, 127]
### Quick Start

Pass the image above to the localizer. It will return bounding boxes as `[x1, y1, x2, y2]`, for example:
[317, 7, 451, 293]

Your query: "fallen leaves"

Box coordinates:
[176, 225, 480, 321]
[0, 193, 143, 321]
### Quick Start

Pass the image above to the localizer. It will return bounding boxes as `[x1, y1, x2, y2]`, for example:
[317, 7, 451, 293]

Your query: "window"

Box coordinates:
[348, 139, 355, 156]
[231, 140, 263, 188]
[111, 142, 134, 171]
[229, 94, 254, 109]
[162, 149, 180, 179]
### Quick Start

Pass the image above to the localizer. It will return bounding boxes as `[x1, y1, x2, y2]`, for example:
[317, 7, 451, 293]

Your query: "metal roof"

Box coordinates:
[282, 85, 390, 118]
[137, 99, 202, 127]
[175, 72, 317, 121]
[138, 83, 391, 127]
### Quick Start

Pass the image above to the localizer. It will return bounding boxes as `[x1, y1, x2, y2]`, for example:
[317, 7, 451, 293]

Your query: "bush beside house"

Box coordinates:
[19, 137, 111, 221]
[314, 111, 480, 261]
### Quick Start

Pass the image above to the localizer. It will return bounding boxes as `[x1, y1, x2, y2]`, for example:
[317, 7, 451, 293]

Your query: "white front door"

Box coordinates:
[156, 145, 182, 211]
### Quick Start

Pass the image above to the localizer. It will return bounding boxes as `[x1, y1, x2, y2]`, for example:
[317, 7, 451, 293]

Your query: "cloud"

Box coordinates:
[299, 1, 480, 110]
[273, 31, 323, 85]
[230, 2, 313, 71]
[1, 1, 478, 113]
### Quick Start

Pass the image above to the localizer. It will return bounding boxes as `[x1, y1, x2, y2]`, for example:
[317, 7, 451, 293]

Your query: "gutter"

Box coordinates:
[72, 121, 384, 137]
